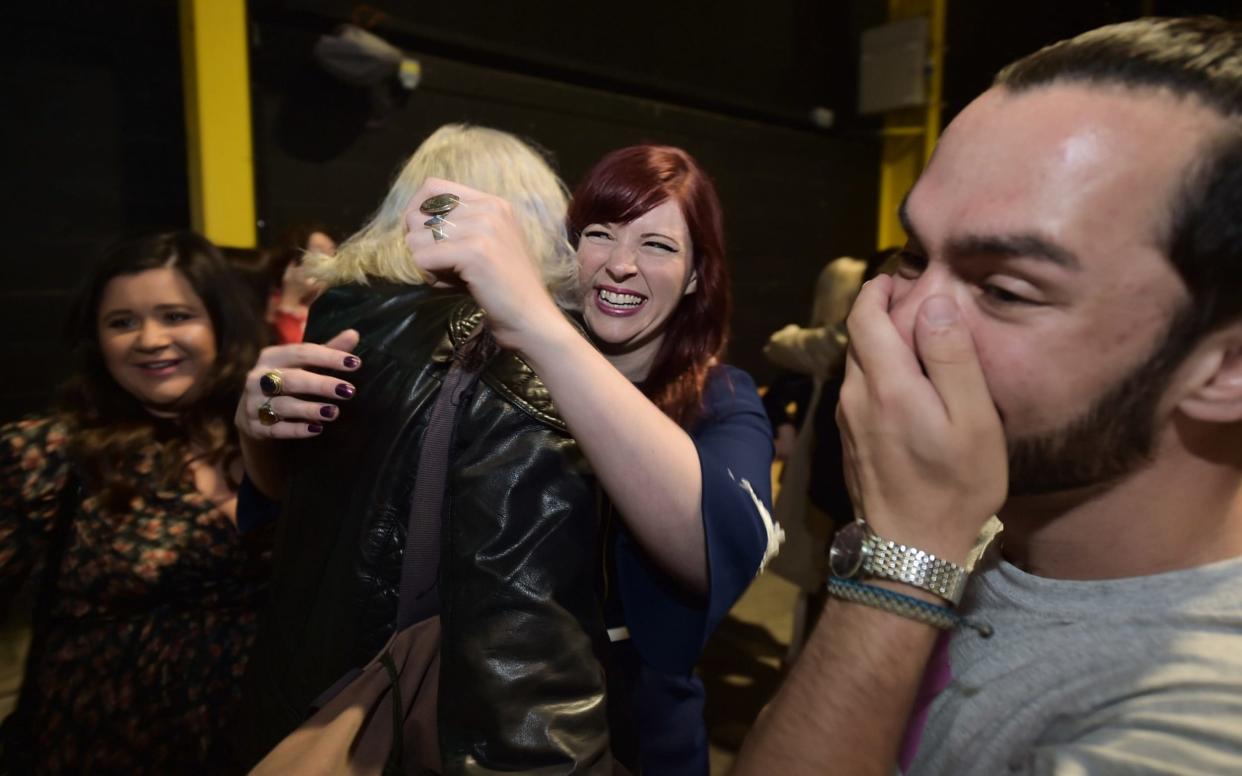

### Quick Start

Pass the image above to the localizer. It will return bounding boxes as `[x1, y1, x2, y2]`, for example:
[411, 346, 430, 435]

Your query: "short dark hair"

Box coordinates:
[996, 16, 1242, 345]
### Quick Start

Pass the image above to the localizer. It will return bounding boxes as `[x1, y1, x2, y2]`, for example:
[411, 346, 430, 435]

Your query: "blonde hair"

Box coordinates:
[809, 256, 866, 329]
[307, 123, 578, 308]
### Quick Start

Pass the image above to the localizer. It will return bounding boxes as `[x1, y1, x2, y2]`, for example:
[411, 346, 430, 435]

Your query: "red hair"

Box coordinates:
[568, 146, 731, 428]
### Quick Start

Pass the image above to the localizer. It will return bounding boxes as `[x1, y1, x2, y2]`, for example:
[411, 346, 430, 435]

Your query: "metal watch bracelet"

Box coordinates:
[867, 536, 968, 606]
[828, 520, 969, 606]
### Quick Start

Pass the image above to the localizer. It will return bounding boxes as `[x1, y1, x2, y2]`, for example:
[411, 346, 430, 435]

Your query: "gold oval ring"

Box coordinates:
[259, 370, 284, 397]
[257, 400, 281, 426]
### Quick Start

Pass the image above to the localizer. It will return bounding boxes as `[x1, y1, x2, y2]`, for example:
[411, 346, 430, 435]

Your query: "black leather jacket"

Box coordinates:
[235, 284, 610, 773]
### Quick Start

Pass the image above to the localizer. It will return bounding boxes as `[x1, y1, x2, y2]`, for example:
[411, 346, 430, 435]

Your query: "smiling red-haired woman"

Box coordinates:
[401, 143, 783, 773]
[568, 145, 732, 429]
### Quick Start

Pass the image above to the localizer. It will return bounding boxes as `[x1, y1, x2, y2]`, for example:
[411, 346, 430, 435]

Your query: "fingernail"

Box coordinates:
[308, 424, 324, 434]
[343, 356, 360, 369]
[319, 405, 337, 419]
[335, 384, 355, 399]
[922, 296, 958, 325]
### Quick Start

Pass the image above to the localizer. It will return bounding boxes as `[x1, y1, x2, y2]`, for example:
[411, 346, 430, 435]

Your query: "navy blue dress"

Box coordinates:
[605, 365, 777, 775]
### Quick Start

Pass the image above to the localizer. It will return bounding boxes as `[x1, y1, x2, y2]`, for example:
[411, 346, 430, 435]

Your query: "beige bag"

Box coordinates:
[250, 617, 441, 775]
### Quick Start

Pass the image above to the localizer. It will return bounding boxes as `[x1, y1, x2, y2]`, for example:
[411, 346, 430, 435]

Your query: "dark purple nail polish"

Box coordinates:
[319, 405, 337, 419]
[335, 384, 355, 399]
[343, 356, 360, 369]
[308, 423, 324, 434]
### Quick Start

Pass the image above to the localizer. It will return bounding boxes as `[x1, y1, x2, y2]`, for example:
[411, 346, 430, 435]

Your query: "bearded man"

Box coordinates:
[738, 16, 1242, 776]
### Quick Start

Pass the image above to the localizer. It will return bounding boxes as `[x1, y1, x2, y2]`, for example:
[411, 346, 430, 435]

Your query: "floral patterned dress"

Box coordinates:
[0, 416, 271, 773]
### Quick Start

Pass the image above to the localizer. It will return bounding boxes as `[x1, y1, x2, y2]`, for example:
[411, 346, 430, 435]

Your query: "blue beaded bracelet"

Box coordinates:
[826, 577, 960, 629]
[826, 577, 993, 636]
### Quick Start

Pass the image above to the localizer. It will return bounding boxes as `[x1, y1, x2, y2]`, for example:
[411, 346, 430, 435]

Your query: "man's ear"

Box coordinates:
[1177, 324, 1242, 423]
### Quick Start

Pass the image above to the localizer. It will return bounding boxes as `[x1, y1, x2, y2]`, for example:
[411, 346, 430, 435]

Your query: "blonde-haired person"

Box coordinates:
[227, 124, 610, 772]
[762, 256, 866, 622]
[236, 123, 583, 479]
[304, 123, 579, 309]
[763, 256, 867, 379]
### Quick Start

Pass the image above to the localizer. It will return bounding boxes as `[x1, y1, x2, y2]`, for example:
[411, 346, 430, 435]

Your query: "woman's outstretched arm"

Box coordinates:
[405, 179, 777, 595]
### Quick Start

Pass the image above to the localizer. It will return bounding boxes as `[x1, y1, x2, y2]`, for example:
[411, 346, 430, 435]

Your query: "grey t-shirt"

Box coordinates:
[908, 549, 1242, 775]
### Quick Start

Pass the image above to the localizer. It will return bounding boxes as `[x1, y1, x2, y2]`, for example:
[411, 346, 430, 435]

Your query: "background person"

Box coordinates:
[0, 231, 267, 773]
[762, 254, 867, 659]
[265, 224, 337, 344]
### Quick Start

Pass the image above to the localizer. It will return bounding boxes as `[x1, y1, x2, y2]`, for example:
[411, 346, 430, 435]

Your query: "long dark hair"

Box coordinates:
[568, 145, 731, 428]
[58, 231, 263, 511]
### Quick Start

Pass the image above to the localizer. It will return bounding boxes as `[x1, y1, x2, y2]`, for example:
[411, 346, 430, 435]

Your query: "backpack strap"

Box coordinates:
[397, 334, 485, 630]
[310, 330, 487, 714]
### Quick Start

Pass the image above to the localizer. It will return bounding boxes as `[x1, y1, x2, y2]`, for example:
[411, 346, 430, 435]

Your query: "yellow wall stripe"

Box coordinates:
[877, 0, 946, 249]
[179, 0, 256, 248]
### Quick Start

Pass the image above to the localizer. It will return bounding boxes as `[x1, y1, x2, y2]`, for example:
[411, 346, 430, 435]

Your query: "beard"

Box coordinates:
[1005, 311, 1195, 497]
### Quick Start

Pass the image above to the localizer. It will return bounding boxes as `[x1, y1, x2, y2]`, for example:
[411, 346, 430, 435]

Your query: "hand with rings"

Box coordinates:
[402, 178, 564, 353]
[234, 328, 363, 440]
[420, 192, 460, 242]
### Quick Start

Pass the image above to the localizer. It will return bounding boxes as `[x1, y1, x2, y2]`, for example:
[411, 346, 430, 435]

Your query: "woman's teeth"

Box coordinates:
[598, 289, 644, 307]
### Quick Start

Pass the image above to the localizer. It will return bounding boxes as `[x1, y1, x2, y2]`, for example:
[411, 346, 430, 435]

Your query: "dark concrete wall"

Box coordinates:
[1, 0, 884, 421]
[942, 0, 1241, 125]
[249, 1, 890, 387]
[1, 2, 189, 420]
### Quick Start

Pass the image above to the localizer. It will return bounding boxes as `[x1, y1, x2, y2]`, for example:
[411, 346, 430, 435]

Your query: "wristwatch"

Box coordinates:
[828, 520, 968, 606]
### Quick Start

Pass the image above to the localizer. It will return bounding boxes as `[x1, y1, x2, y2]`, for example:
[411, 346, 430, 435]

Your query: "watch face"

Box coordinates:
[829, 521, 866, 578]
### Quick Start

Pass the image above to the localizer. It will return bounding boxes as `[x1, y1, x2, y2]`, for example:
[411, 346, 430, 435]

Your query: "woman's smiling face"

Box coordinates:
[576, 199, 698, 379]
[97, 267, 218, 414]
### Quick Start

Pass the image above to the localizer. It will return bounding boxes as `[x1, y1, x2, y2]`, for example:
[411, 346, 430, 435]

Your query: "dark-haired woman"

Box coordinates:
[405, 146, 782, 774]
[0, 232, 269, 773]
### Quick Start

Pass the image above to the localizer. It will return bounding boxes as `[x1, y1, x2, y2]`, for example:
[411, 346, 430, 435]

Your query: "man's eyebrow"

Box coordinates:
[945, 234, 1082, 270]
[899, 195, 1080, 270]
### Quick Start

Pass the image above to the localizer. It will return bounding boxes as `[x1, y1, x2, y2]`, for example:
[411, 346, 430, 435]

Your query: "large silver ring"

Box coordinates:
[257, 400, 281, 426]
[419, 193, 461, 216]
[424, 214, 449, 242]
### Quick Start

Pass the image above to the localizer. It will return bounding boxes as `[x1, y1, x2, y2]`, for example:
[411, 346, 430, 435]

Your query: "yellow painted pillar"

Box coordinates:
[179, 0, 256, 248]
[876, 0, 946, 249]
[877, 113, 925, 249]
[923, 0, 946, 166]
